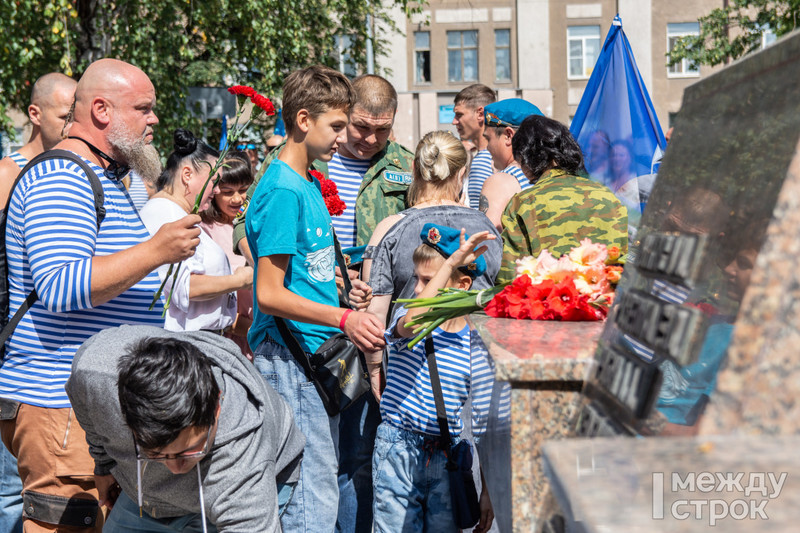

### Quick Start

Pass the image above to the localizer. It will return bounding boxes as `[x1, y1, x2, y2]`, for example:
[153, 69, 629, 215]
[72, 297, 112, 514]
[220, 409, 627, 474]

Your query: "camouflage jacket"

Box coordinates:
[232, 140, 413, 253]
[354, 140, 414, 246]
[497, 168, 628, 284]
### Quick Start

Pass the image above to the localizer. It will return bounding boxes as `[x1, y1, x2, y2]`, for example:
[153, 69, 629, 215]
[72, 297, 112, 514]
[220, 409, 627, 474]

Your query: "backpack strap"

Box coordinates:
[425, 335, 455, 454]
[0, 150, 107, 345]
[4, 149, 106, 227]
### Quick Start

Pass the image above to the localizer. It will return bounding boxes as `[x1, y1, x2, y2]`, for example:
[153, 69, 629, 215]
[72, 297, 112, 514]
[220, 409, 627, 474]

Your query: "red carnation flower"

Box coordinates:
[309, 170, 325, 182]
[251, 94, 276, 115]
[320, 179, 338, 196]
[325, 196, 346, 217]
[228, 85, 256, 98]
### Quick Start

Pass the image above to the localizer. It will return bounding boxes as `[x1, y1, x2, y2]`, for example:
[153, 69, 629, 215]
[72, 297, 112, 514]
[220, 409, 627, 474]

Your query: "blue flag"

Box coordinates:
[273, 109, 286, 137]
[570, 14, 665, 224]
[219, 114, 228, 151]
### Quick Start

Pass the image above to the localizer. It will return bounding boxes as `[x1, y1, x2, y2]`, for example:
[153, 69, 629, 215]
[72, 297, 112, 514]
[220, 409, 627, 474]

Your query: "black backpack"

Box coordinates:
[0, 150, 106, 348]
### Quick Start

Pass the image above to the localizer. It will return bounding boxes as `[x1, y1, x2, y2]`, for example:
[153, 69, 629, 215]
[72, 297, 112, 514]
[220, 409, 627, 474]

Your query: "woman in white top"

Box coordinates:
[139, 129, 253, 332]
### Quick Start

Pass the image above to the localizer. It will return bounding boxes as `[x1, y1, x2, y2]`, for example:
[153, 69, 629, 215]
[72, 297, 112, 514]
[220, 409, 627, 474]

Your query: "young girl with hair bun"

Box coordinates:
[200, 151, 255, 358]
[139, 129, 253, 334]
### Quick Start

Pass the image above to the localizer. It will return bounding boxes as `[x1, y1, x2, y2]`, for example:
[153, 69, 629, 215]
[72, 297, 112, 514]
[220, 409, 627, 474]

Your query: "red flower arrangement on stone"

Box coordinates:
[398, 239, 624, 347]
[486, 240, 622, 320]
[310, 169, 346, 217]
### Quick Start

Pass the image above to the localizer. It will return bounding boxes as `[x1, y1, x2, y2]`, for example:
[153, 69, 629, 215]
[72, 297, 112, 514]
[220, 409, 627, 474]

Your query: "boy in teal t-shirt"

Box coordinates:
[244, 66, 387, 531]
[246, 158, 341, 353]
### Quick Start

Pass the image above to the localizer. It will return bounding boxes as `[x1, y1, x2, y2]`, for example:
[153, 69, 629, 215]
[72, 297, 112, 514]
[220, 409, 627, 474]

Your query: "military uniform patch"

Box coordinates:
[234, 198, 250, 222]
[383, 171, 412, 185]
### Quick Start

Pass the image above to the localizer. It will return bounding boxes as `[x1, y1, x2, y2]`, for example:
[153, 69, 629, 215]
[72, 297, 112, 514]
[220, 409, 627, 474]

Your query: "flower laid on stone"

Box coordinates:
[397, 238, 623, 348]
[151, 85, 275, 313]
[311, 169, 346, 216]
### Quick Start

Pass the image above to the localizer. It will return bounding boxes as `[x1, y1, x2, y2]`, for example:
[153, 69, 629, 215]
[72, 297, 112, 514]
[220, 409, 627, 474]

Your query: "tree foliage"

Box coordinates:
[667, 0, 800, 68]
[0, 0, 421, 152]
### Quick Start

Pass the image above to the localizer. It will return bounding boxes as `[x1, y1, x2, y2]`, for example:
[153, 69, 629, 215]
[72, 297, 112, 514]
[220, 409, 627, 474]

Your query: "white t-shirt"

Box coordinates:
[139, 197, 236, 331]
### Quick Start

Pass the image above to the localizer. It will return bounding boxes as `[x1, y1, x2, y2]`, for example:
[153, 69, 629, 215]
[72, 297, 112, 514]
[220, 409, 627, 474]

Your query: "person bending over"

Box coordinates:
[66, 326, 304, 532]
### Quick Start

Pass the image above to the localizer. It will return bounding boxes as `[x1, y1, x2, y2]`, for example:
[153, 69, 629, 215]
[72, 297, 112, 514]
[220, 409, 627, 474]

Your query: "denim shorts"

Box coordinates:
[372, 422, 460, 533]
[253, 337, 340, 532]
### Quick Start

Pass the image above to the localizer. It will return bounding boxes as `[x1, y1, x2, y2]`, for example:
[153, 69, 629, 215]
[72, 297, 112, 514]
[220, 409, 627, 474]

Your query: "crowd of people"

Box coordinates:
[0, 59, 628, 532]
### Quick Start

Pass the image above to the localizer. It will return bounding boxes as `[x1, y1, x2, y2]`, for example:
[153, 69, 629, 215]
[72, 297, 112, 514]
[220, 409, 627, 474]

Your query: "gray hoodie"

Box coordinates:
[66, 325, 305, 532]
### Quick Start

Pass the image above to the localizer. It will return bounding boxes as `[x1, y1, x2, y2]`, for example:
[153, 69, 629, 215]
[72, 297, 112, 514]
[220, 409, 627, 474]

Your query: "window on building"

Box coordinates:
[334, 35, 358, 78]
[447, 30, 478, 82]
[495, 29, 511, 82]
[567, 25, 600, 80]
[415, 31, 431, 84]
[667, 22, 700, 77]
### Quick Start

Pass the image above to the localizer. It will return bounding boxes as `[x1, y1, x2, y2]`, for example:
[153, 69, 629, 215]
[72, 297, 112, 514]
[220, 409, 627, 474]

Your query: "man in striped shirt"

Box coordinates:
[452, 84, 496, 209]
[479, 98, 543, 230]
[0, 59, 201, 533]
[0, 71, 77, 533]
[0, 73, 77, 208]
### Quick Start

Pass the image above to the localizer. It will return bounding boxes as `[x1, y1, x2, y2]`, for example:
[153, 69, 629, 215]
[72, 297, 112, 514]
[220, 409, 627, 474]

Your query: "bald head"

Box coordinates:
[69, 59, 161, 181]
[75, 59, 153, 112]
[31, 73, 76, 108]
[27, 73, 76, 150]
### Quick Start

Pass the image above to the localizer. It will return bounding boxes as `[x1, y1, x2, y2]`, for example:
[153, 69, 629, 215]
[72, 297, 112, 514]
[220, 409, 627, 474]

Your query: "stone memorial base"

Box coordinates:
[468, 315, 603, 532]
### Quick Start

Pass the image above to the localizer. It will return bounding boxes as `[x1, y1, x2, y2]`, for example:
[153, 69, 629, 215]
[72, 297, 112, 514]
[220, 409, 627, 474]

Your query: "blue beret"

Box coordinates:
[419, 223, 487, 279]
[484, 98, 543, 128]
[342, 245, 367, 267]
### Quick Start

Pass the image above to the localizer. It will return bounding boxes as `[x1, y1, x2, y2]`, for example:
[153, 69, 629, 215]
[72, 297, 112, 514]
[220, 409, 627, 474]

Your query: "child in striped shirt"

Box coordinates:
[373, 223, 495, 533]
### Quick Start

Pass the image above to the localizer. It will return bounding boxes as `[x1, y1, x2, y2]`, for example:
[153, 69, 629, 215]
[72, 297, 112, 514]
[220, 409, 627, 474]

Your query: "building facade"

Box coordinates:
[385, 0, 729, 149]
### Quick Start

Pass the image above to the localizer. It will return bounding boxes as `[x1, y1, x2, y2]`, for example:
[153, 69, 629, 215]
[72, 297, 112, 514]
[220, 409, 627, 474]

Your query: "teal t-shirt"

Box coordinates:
[246, 160, 340, 353]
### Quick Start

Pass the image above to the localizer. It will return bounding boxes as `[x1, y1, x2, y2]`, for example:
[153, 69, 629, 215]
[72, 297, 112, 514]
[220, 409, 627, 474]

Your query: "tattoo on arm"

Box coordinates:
[479, 194, 489, 213]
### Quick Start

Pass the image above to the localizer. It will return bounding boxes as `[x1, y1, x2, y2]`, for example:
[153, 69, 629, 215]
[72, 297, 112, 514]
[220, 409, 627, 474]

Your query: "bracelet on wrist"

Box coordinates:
[339, 309, 353, 331]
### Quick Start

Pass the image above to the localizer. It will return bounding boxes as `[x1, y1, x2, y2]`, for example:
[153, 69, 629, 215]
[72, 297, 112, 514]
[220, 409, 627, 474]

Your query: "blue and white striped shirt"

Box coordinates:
[8, 152, 27, 169]
[327, 153, 371, 248]
[127, 171, 150, 211]
[381, 307, 494, 437]
[467, 150, 494, 209]
[502, 164, 531, 191]
[1, 154, 165, 408]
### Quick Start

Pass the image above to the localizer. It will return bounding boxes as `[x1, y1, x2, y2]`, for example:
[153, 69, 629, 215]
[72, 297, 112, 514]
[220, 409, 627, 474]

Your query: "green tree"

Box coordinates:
[667, 1, 800, 68]
[0, 0, 421, 152]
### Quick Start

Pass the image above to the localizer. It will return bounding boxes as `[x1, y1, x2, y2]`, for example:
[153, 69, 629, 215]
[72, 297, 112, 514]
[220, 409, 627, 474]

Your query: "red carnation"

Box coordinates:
[309, 170, 325, 182]
[320, 179, 338, 196]
[228, 85, 256, 98]
[325, 196, 346, 217]
[251, 94, 276, 115]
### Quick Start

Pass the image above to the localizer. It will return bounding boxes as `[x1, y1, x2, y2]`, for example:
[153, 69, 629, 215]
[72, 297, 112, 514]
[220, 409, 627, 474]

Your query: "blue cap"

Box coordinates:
[484, 98, 543, 128]
[419, 223, 487, 279]
[342, 245, 367, 268]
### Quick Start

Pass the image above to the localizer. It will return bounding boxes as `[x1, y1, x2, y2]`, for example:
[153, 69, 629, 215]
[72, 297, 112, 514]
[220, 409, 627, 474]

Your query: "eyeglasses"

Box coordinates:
[236, 143, 257, 151]
[133, 426, 213, 462]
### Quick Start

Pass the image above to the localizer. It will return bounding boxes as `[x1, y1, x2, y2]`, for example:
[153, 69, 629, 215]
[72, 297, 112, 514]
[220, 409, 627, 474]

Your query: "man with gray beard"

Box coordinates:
[0, 59, 201, 533]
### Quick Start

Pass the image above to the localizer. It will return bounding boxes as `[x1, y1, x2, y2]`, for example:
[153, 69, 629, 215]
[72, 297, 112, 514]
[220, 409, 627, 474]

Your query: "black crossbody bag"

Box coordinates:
[425, 335, 481, 529]
[275, 232, 370, 417]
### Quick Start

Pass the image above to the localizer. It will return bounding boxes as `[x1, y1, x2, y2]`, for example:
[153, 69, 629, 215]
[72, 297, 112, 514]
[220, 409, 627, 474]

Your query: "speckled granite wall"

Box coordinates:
[700, 145, 800, 436]
[468, 315, 603, 532]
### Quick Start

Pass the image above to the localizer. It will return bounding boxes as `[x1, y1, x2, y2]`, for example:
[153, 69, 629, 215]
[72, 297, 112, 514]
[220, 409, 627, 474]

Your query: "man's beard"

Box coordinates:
[108, 121, 162, 184]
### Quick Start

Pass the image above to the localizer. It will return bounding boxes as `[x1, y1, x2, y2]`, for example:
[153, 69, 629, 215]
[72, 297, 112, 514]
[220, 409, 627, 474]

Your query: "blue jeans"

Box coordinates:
[254, 338, 340, 532]
[372, 423, 459, 533]
[104, 491, 218, 532]
[104, 479, 295, 531]
[336, 391, 381, 533]
[0, 441, 22, 533]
